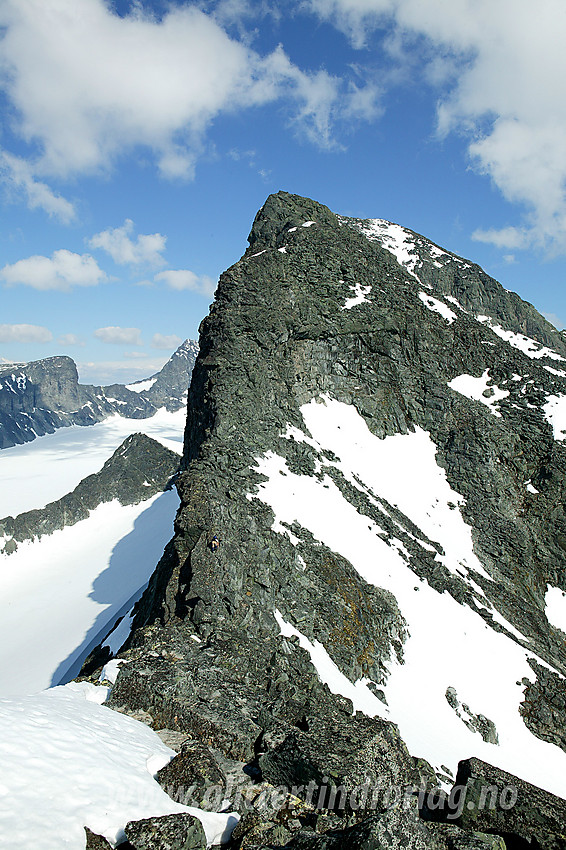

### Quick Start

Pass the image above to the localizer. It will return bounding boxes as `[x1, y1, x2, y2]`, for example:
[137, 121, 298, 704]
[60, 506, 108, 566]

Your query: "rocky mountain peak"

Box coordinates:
[96, 193, 566, 848]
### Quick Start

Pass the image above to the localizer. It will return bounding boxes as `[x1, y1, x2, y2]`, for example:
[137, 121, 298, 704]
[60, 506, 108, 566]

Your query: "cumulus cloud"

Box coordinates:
[0, 250, 107, 291]
[58, 333, 84, 346]
[94, 326, 142, 345]
[154, 269, 216, 296]
[0, 323, 52, 343]
[151, 333, 183, 350]
[0, 151, 75, 223]
[77, 357, 169, 384]
[307, 0, 566, 253]
[542, 311, 566, 331]
[89, 219, 167, 266]
[0, 0, 369, 193]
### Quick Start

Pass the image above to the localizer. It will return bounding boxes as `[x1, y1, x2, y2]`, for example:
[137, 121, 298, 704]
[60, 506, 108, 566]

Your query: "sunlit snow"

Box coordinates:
[448, 370, 510, 417]
[275, 610, 387, 718]
[342, 282, 371, 310]
[0, 407, 185, 517]
[360, 219, 424, 283]
[476, 316, 566, 362]
[249, 396, 566, 798]
[0, 681, 237, 849]
[543, 394, 566, 440]
[418, 292, 457, 324]
[0, 490, 179, 697]
[125, 377, 157, 392]
[545, 585, 566, 634]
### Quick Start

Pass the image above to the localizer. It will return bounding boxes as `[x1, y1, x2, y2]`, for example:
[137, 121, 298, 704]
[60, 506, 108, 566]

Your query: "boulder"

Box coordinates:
[124, 812, 207, 850]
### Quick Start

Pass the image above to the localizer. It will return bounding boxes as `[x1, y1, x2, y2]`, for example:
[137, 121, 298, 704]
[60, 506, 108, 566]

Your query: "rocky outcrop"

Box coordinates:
[0, 339, 197, 449]
[0, 432, 179, 552]
[123, 813, 207, 849]
[97, 193, 566, 847]
[454, 757, 566, 848]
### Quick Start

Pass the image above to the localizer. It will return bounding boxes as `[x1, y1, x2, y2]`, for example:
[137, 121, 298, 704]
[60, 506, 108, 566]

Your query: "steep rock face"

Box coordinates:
[0, 339, 198, 449]
[108, 193, 566, 844]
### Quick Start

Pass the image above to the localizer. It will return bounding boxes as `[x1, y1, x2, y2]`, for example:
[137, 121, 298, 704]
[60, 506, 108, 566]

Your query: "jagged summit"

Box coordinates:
[248, 192, 563, 353]
[91, 193, 566, 848]
[0, 338, 198, 449]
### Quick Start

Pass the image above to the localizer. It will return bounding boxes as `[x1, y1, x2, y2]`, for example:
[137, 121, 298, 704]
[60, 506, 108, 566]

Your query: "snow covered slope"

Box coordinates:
[0, 681, 236, 849]
[0, 406, 185, 517]
[251, 395, 566, 798]
[0, 409, 186, 696]
[0, 490, 179, 697]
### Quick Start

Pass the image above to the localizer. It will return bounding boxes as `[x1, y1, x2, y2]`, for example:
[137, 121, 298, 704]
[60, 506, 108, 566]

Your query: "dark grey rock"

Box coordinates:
[281, 799, 447, 849]
[84, 827, 114, 849]
[444, 689, 498, 745]
[124, 812, 206, 849]
[157, 739, 227, 810]
[453, 757, 566, 849]
[259, 712, 422, 813]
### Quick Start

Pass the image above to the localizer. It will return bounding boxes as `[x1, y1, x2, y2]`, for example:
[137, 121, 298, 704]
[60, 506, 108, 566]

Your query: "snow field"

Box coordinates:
[0, 490, 179, 697]
[360, 219, 424, 283]
[543, 393, 566, 439]
[125, 377, 157, 392]
[0, 407, 185, 517]
[418, 292, 457, 324]
[545, 585, 566, 633]
[249, 396, 566, 798]
[448, 370, 510, 417]
[0, 682, 237, 849]
[342, 282, 372, 309]
[476, 315, 566, 362]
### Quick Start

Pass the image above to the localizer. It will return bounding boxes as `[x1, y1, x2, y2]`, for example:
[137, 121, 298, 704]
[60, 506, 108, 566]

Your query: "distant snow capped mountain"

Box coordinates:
[0, 338, 198, 449]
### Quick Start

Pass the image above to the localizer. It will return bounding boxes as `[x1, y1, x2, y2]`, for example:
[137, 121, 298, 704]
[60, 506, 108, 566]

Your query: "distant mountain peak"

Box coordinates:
[0, 339, 198, 449]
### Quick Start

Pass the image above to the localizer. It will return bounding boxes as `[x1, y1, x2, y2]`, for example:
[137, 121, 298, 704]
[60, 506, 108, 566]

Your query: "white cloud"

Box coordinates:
[542, 312, 566, 331]
[151, 333, 183, 350]
[0, 323, 52, 343]
[58, 333, 84, 346]
[77, 357, 169, 385]
[89, 219, 167, 266]
[0, 0, 365, 191]
[0, 151, 75, 223]
[307, 0, 566, 253]
[94, 327, 142, 345]
[154, 269, 216, 297]
[0, 250, 107, 291]
[123, 350, 150, 360]
[472, 225, 529, 251]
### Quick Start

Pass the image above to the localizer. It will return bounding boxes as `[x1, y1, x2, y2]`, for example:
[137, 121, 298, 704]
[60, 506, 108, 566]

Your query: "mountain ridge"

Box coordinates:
[0, 432, 180, 554]
[0, 338, 198, 449]
[82, 192, 566, 848]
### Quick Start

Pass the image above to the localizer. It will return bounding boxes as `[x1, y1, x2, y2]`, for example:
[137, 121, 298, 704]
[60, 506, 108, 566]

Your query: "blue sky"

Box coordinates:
[1, 0, 566, 384]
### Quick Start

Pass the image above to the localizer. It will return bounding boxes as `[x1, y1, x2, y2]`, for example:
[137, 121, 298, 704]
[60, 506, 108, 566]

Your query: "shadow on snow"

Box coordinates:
[50, 490, 177, 687]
